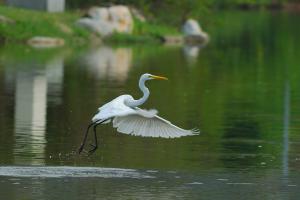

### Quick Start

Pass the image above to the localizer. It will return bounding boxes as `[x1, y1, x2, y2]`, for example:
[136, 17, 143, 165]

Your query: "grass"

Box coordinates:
[0, 5, 90, 45]
[104, 33, 161, 44]
[105, 18, 181, 44]
[0, 5, 181, 46]
[133, 18, 180, 36]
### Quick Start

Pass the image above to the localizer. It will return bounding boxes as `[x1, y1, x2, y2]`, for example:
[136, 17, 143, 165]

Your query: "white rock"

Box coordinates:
[27, 36, 65, 48]
[182, 19, 209, 44]
[77, 18, 114, 36]
[182, 19, 203, 36]
[88, 7, 109, 20]
[108, 5, 133, 33]
[76, 5, 133, 37]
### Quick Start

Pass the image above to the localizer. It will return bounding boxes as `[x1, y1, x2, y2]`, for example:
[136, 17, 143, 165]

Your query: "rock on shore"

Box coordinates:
[76, 5, 133, 37]
[27, 36, 65, 48]
[182, 19, 209, 45]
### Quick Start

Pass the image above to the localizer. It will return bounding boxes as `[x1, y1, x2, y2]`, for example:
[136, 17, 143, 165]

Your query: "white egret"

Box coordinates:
[78, 73, 199, 154]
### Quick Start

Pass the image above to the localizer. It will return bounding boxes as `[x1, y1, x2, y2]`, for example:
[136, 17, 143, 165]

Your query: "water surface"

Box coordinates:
[0, 11, 300, 199]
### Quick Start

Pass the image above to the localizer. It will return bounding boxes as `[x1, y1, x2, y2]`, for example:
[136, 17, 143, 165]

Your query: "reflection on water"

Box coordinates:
[5, 56, 65, 165]
[14, 71, 47, 165]
[0, 11, 300, 200]
[81, 46, 132, 82]
[282, 81, 290, 177]
[46, 57, 64, 105]
[2, 46, 133, 165]
[183, 45, 200, 65]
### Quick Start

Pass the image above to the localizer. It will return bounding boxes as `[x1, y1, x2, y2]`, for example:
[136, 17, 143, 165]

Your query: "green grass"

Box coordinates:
[0, 5, 181, 46]
[105, 18, 181, 44]
[0, 43, 67, 64]
[104, 33, 161, 44]
[0, 5, 89, 45]
[133, 18, 180, 36]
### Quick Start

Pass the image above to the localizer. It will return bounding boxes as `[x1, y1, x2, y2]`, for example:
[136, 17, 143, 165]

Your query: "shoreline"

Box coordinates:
[1, 4, 299, 47]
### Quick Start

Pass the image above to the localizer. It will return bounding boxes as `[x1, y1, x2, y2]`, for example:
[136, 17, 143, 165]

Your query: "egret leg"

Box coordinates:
[88, 119, 110, 155]
[88, 124, 100, 154]
[78, 120, 100, 154]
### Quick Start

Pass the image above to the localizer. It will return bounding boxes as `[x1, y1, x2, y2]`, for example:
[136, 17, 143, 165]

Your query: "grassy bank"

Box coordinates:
[0, 5, 180, 46]
[0, 5, 91, 46]
[105, 19, 180, 44]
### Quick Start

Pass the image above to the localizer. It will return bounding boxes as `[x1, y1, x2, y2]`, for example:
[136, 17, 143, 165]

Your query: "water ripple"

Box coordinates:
[0, 166, 155, 179]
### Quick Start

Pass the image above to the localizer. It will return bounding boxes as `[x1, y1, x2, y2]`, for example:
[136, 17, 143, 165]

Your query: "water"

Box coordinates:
[0, 11, 300, 199]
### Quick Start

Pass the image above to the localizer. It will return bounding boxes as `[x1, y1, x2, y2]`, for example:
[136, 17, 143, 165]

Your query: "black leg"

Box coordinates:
[88, 123, 100, 154]
[87, 119, 110, 155]
[78, 119, 109, 155]
[78, 121, 98, 154]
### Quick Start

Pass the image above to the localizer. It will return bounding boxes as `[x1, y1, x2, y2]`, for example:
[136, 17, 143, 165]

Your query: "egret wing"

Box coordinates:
[92, 95, 136, 122]
[112, 108, 199, 138]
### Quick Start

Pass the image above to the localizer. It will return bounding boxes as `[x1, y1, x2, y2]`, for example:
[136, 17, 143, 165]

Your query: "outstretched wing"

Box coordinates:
[92, 95, 136, 123]
[112, 108, 199, 138]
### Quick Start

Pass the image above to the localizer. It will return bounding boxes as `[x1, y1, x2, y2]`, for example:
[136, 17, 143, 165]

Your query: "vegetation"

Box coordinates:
[1, 0, 300, 45]
[105, 18, 180, 44]
[67, 0, 300, 25]
[0, 9, 300, 171]
[0, 5, 89, 45]
[0, 5, 180, 45]
[2, 11, 297, 170]
[67, 0, 211, 26]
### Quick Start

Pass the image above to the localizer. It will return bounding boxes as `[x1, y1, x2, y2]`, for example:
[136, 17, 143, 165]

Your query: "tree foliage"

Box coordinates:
[66, 0, 299, 25]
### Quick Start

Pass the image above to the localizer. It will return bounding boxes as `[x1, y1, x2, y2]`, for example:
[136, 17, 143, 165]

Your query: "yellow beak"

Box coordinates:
[150, 75, 168, 80]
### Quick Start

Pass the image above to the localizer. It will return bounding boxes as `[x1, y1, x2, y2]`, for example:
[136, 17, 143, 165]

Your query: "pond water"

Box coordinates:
[0, 11, 300, 199]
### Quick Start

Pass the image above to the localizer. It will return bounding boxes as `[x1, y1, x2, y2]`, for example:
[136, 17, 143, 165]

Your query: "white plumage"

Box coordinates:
[92, 95, 135, 123]
[79, 73, 199, 154]
[92, 95, 198, 138]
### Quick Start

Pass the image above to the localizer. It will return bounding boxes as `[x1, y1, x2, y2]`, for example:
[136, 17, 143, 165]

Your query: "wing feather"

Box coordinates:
[112, 108, 199, 138]
[92, 95, 136, 123]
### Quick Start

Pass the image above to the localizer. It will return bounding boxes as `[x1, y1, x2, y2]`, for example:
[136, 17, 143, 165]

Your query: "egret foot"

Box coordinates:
[88, 145, 98, 155]
[78, 143, 85, 154]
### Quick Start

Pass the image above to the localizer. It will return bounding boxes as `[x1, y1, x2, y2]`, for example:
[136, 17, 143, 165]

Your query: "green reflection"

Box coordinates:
[0, 11, 299, 175]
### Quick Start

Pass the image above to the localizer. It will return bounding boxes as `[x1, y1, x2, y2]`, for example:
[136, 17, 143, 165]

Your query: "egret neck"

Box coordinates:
[126, 76, 150, 107]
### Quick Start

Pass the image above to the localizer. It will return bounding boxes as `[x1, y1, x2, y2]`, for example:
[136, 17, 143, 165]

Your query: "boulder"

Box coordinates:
[88, 7, 109, 20]
[77, 18, 114, 36]
[27, 36, 65, 48]
[182, 19, 203, 36]
[76, 5, 133, 37]
[0, 15, 15, 24]
[161, 35, 183, 45]
[182, 19, 209, 45]
[108, 6, 133, 33]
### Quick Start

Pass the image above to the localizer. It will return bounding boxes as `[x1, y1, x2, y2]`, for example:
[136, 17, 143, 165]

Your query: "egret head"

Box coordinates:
[141, 73, 168, 81]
